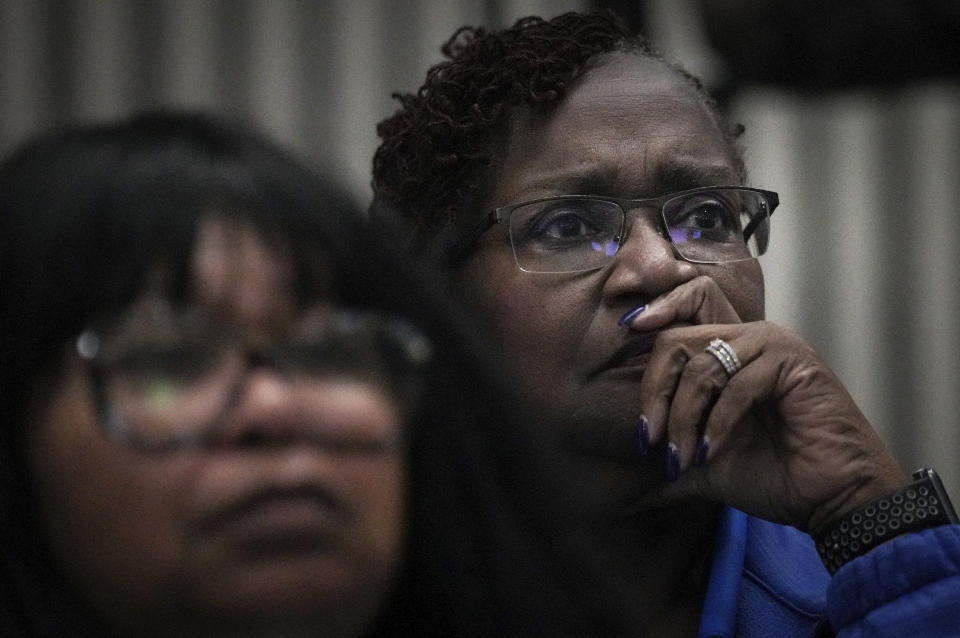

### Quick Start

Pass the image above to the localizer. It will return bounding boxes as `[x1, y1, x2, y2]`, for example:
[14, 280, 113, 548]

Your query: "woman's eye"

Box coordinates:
[285, 340, 353, 374]
[692, 205, 725, 229]
[540, 214, 591, 238]
[529, 207, 604, 241]
[112, 345, 218, 383]
[675, 200, 739, 231]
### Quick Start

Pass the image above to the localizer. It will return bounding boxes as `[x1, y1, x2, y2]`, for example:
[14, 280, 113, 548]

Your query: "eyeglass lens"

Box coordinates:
[506, 188, 770, 273]
[80, 310, 429, 450]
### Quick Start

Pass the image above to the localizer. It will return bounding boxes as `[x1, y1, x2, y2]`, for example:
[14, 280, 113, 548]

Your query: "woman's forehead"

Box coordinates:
[490, 53, 735, 204]
[191, 215, 292, 313]
[107, 215, 337, 330]
[544, 53, 719, 149]
[139, 214, 334, 333]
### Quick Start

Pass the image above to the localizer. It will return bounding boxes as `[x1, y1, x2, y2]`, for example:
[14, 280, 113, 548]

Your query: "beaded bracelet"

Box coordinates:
[816, 468, 959, 575]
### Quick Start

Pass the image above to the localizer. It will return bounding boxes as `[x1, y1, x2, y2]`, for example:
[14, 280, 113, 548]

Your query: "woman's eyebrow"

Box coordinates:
[513, 167, 616, 199]
[652, 161, 737, 193]
[515, 160, 736, 201]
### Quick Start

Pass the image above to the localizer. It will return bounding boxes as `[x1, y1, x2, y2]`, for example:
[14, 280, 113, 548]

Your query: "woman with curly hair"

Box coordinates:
[372, 11, 960, 637]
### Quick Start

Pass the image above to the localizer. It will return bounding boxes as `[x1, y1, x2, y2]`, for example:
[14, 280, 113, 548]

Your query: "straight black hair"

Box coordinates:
[0, 112, 636, 637]
[0, 110, 370, 634]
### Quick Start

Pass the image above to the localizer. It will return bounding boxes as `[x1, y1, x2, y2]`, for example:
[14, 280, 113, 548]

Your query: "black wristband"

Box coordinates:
[816, 468, 959, 575]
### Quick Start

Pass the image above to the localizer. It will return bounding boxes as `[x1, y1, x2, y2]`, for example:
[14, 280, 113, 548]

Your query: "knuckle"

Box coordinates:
[655, 328, 683, 346]
[719, 379, 752, 403]
[651, 334, 692, 362]
[690, 274, 720, 292]
[682, 356, 725, 392]
[688, 351, 723, 376]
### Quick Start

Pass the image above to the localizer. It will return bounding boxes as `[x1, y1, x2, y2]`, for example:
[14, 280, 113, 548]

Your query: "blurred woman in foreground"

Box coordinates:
[0, 112, 630, 637]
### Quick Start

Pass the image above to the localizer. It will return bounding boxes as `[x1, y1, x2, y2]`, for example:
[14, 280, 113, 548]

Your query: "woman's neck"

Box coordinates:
[581, 500, 721, 637]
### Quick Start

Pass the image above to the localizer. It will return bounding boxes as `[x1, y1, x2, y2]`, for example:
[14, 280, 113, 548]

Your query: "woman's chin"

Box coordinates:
[109, 558, 395, 638]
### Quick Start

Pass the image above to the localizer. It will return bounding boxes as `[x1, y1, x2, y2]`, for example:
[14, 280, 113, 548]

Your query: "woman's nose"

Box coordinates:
[213, 368, 402, 452]
[600, 212, 698, 303]
[213, 369, 304, 447]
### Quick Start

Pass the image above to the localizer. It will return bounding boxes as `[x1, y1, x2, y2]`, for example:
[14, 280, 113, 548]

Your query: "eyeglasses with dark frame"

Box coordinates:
[76, 309, 432, 453]
[456, 186, 779, 274]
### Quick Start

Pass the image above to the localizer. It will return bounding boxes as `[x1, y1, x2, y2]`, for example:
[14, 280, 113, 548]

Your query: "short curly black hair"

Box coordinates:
[372, 11, 745, 240]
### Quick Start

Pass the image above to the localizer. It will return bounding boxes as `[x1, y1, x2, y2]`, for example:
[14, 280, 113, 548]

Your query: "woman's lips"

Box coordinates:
[591, 332, 659, 377]
[193, 485, 352, 556]
[614, 349, 652, 371]
[593, 322, 695, 377]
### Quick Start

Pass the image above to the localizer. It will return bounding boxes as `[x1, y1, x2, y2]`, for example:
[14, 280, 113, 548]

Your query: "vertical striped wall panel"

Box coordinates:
[2, 0, 958, 496]
[733, 87, 960, 496]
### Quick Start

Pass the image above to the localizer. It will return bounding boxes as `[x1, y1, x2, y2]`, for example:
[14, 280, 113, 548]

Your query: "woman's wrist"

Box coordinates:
[806, 462, 909, 539]
[815, 468, 959, 574]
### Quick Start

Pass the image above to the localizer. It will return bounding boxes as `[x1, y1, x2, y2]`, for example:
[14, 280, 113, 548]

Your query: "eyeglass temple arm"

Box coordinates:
[742, 213, 764, 242]
[446, 211, 500, 265]
[741, 194, 777, 242]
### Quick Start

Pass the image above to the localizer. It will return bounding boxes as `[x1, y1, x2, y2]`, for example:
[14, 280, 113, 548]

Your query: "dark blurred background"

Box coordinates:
[2, 0, 958, 495]
[610, 0, 960, 92]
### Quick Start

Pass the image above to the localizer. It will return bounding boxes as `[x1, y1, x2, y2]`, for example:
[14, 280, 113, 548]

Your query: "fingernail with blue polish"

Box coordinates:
[694, 437, 710, 467]
[635, 416, 650, 456]
[618, 304, 647, 326]
[666, 443, 680, 481]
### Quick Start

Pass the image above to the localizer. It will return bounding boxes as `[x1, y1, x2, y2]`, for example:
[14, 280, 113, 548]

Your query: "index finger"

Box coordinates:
[624, 275, 743, 332]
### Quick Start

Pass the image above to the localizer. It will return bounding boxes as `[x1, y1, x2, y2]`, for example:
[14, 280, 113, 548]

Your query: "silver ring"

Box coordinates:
[705, 338, 742, 376]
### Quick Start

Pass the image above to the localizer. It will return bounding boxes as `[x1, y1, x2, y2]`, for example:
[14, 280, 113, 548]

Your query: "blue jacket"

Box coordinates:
[699, 508, 960, 637]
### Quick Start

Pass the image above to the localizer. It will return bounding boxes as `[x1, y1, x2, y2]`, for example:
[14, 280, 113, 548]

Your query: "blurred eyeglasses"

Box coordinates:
[76, 307, 432, 453]
[461, 186, 778, 274]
